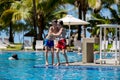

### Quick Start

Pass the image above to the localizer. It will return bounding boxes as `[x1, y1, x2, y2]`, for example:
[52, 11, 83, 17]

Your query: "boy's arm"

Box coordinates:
[52, 28, 63, 36]
[48, 27, 52, 35]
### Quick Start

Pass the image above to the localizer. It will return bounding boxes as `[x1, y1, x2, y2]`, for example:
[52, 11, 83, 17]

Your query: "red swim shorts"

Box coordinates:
[56, 39, 66, 49]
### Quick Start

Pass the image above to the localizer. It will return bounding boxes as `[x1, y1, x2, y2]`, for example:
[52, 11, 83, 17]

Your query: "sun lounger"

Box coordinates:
[110, 41, 120, 51]
[101, 40, 108, 51]
[3, 37, 15, 47]
[66, 39, 69, 46]
[73, 40, 81, 52]
[24, 40, 33, 50]
[35, 40, 43, 51]
[0, 38, 7, 49]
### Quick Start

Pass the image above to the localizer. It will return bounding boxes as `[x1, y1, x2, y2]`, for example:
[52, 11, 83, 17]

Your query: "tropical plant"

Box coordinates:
[68, 0, 120, 40]
[88, 0, 120, 38]
[0, 0, 31, 43]
[109, 6, 120, 24]
[0, 0, 69, 50]
[64, 0, 102, 40]
[35, 0, 67, 40]
[0, 0, 15, 42]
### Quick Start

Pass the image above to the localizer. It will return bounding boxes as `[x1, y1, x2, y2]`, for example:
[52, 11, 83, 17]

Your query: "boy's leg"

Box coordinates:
[51, 47, 55, 65]
[56, 48, 60, 66]
[62, 49, 69, 66]
[45, 47, 49, 66]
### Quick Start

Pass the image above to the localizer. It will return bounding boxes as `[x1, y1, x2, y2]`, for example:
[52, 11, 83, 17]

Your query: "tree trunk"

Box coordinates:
[83, 11, 87, 38]
[78, 5, 82, 40]
[9, 21, 14, 43]
[32, 0, 37, 50]
[37, 13, 44, 40]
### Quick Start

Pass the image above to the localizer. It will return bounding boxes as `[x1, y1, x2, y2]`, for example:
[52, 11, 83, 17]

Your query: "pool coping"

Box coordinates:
[1, 51, 120, 66]
[68, 62, 120, 67]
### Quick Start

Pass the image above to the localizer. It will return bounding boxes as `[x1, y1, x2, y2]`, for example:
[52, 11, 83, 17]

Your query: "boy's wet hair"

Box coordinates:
[12, 54, 18, 60]
[58, 20, 63, 25]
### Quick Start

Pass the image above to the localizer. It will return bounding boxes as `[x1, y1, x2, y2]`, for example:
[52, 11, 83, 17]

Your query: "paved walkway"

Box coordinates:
[68, 62, 120, 66]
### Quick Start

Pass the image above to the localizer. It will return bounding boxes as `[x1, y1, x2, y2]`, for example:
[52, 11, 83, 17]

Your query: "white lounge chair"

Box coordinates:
[66, 39, 69, 46]
[3, 37, 15, 47]
[101, 40, 108, 51]
[0, 38, 7, 49]
[73, 40, 82, 52]
[24, 40, 33, 50]
[110, 41, 119, 51]
[35, 40, 43, 51]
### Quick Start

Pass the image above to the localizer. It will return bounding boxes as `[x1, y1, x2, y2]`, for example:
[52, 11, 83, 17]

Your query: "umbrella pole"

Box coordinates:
[68, 23, 71, 51]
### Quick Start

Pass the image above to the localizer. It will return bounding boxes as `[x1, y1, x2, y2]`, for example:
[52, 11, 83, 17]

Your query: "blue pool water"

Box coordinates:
[0, 51, 120, 80]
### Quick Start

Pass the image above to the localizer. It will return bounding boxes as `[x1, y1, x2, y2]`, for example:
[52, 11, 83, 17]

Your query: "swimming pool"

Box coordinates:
[0, 51, 120, 80]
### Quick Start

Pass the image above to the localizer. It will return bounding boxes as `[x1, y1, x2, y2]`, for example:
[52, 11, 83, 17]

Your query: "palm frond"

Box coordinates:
[12, 11, 22, 22]
[1, 9, 16, 25]
[88, 0, 96, 8]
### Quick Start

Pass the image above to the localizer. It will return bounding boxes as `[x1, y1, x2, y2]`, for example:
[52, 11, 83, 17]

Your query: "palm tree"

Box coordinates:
[1, 1, 13, 42]
[90, 0, 120, 37]
[74, 0, 102, 40]
[32, 0, 37, 50]
[0, 0, 15, 42]
[0, 0, 31, 43]
[1, 0, 68, 49]
[88, 14, 111, 38]
[74, 0, 120, 40]
[62, 0, 101, 40]
[35, 0, 64, 40]
[17, 0, 68, 40]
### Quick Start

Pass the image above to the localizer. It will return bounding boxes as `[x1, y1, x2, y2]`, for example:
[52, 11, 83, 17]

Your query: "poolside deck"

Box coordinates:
[68, 61, 120, 67]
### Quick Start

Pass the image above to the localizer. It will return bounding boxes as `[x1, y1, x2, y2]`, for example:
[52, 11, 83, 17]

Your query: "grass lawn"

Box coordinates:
[94, 43, 112, 51]
[0, 43, 22, 51]
[0, 43, 112, 51]
[67, 44, 112, 52]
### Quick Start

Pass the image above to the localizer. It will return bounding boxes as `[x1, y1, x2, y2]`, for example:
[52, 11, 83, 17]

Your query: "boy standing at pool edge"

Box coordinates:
[52, 20, 69, 66]
[44, 19, 59, 66]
